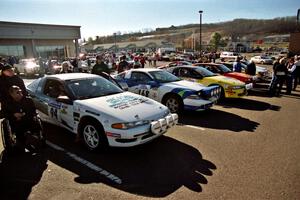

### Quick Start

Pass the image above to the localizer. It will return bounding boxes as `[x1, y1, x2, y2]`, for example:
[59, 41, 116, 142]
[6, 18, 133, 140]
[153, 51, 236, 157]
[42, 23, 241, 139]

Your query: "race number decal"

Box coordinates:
[138, 84, 150, 97]
[138, 89, 150, 97]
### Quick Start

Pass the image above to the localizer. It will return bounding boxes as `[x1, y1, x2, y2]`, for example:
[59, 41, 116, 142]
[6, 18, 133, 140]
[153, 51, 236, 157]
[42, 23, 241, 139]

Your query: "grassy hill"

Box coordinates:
[87, 16, 298, 49]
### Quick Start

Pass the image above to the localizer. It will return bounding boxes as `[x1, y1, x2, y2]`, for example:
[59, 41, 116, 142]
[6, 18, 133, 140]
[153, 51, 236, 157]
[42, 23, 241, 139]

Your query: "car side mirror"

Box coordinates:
[56, 95, 73, 105]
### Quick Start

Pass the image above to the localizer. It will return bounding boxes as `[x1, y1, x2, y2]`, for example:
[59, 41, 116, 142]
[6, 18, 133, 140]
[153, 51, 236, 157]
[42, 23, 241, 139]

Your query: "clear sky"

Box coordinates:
[0, 0, 299, 39]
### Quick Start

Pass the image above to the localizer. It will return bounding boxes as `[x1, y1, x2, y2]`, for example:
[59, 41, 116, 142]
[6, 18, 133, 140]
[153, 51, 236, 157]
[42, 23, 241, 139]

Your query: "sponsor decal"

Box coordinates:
[86, 110, 100, 116]
[171, 88, 194, 99]
[106, 95, 148, 110]
[73, 112, 80, 121]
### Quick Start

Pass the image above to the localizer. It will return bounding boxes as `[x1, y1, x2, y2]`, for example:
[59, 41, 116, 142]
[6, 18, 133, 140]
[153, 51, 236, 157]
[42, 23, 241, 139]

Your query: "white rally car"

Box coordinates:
[26, 73, 178, 151]
[114, 68, 221, 113]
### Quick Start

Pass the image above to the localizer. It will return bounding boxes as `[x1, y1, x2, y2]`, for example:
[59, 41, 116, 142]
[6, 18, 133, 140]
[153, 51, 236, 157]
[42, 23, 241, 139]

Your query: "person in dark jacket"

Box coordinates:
[246, 60, 256, 76]
[117, 55, 129, 73]
[269, 58, 288, 96]
[0, 63, 27, 102]
[3, 85, 40, 152]
[91, 55, 110, 75]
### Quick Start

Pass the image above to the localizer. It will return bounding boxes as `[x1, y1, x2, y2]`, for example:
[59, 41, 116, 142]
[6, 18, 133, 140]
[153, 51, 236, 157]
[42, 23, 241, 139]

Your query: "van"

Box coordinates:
[220, 51, 241, 60]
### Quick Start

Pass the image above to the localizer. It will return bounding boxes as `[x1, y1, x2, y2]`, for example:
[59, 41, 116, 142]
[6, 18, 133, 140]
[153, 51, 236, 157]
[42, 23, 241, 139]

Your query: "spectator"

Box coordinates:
[91, 55, 110, 75]
[294, 55, 300, 89]
[286, 57, 296, 94]
[246, 60, 256, 76]
[133, 57, 141, 69]
[2, 85, 40, 153]
[0, 63, 27, 103]
[269, 58, 287, 96]
[60, 61, 73, 73]
[233, 57, 242, 72]
[117, 55, 129, 73]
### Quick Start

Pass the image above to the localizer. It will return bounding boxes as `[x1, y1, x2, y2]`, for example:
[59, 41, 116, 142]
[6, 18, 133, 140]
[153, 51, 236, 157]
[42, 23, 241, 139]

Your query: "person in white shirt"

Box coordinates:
[286, 57, 296, 94]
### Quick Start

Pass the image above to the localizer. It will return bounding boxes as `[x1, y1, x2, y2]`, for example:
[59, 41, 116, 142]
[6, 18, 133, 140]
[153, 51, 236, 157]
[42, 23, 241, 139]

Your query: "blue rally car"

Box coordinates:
[114, 68, 221, 113]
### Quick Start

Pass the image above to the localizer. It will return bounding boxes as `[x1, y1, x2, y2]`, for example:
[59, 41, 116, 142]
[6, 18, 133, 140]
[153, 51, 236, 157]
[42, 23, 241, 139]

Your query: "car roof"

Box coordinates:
[45, 73, 99, 81]
[129, 68, 162, 72]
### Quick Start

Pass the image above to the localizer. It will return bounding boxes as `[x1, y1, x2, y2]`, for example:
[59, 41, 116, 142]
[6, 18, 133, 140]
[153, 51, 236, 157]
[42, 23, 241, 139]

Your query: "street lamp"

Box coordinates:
[199, 10, 203, 53]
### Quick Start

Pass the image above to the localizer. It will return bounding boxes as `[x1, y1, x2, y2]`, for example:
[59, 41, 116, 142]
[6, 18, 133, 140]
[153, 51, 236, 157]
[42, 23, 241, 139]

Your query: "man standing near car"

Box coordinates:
[233, 57, 242, 72]
[91, 55, 110, 75]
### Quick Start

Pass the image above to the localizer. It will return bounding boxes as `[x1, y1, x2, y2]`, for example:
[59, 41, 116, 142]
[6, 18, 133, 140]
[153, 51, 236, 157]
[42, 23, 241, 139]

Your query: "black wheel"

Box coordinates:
[218, 87, 226, 101]
[1, 119, 16, 152]
[79, 119, 108, 151]
[163, 94, 183, 113]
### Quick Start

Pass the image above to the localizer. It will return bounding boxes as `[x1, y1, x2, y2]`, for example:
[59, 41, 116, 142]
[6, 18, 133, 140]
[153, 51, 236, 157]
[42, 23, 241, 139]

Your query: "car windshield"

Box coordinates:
[218, 64, 232, 73]
[149, 70, 180, 83]
[195, 67, 217, 77]
[66, 77, 123, 100]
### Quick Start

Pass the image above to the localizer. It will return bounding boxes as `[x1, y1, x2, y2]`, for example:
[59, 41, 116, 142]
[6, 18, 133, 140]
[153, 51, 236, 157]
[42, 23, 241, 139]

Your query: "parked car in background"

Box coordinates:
[221, 61, 270, 81]
[159, 61, 194, 69]
[14, 58, 40, 77]
[250, 55, 273, 65]
[114, 68, 221, 113]
[26, 73, 178, 151]
[193, 63, 256, 85]
[220, 51, 241, 60]
[166, 66, 250, 99]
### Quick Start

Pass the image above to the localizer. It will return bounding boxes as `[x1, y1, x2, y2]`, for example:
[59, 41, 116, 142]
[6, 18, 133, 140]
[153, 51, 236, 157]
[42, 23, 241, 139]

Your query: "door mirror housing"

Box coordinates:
[56, 95, 73, 105]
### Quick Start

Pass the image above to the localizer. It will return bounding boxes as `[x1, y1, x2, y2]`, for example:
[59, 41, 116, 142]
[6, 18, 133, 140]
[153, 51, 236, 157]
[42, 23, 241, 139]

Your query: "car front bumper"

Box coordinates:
[106, 113, 178, 147]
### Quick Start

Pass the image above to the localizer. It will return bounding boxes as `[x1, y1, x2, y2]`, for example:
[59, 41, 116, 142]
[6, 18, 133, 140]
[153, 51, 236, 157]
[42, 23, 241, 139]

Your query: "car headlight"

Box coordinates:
[186, 94, 201, 100]
[111, 120, 150, 129]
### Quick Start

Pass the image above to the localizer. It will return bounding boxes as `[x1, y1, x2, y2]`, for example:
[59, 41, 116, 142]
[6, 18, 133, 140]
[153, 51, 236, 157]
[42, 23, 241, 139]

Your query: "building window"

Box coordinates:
[0, 45, 25, 57]
[36, 45, 65, 59]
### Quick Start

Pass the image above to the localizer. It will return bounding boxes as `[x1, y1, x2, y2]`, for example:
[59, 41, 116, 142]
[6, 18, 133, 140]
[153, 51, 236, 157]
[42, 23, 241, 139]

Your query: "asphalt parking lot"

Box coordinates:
[0, 70, 300, 200]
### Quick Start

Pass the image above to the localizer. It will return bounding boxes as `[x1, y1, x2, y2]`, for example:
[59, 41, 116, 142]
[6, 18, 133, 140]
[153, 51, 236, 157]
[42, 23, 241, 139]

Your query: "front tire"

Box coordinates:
[163, 94, 183, 113]
[80, 119, 108, 151]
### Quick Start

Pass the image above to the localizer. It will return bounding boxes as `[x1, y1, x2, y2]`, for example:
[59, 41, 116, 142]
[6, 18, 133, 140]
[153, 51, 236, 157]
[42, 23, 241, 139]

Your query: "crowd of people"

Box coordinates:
[269, 55, 300, 96]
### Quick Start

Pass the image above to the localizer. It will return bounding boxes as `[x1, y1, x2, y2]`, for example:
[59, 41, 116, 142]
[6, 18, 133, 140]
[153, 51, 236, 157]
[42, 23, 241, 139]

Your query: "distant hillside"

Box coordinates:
[86, 16, 298, 47]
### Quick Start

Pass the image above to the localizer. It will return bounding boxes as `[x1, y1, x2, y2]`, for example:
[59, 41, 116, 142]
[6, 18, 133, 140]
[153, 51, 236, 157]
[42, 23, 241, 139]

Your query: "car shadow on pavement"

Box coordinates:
[179, 109, 259, 132]
[0, 150, 48, 200]
[219, 98, 281, 111]
[43, 123, 217, 197]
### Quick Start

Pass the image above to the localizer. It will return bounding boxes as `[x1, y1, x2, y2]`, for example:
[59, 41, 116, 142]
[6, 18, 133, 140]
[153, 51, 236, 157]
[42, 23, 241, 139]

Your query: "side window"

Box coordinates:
[178, 68, 190, 77]
[131, 72, 152, 83]
[44, 80, 65, 98]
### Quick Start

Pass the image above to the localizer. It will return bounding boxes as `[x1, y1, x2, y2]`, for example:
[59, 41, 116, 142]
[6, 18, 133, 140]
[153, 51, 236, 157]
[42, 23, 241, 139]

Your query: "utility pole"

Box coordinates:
[199, 10, 203, 53]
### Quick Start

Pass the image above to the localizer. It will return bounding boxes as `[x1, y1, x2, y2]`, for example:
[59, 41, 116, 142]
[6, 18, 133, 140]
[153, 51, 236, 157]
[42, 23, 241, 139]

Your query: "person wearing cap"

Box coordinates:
[0, 63, 27, 103]
[91, 55, 110, 76]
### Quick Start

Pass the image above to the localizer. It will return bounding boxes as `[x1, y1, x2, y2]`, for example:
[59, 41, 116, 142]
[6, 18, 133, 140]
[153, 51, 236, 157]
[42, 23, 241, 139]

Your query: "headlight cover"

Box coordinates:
[186, 94, 201, 100]
[112, 120, 150, 129]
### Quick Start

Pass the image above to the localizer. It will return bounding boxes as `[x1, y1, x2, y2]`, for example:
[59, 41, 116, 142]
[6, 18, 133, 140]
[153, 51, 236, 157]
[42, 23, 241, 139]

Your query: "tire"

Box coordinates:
[162, 94, 183, 113]
[79, 119, 108, 151]
[218, 87, 226, 101]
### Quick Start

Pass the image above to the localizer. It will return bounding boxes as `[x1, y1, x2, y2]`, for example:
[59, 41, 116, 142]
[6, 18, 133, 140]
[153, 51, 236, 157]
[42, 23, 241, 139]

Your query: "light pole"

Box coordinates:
[113, 32, 117, 53]
[199, 10, 203, 53]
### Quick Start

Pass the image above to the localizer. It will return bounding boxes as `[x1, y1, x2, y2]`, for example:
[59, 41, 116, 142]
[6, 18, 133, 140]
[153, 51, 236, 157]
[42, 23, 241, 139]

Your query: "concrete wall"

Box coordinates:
[0, 21, 81, 58]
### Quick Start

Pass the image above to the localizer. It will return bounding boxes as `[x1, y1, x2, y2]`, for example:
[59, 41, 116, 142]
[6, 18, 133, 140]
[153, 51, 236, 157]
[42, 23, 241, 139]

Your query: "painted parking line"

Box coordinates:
[46, 141, 122, 184]
[183, 125, 205, 131]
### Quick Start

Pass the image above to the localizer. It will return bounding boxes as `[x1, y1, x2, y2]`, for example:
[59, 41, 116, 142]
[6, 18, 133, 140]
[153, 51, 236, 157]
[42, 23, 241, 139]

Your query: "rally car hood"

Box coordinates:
[74, 92, 169, 121]
[162, 80, 206, 91]
[204, 75, 245, 86]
